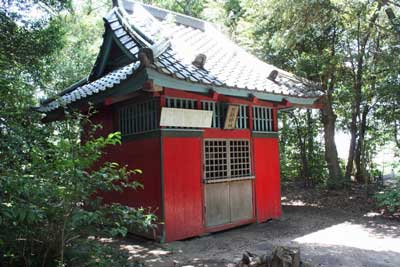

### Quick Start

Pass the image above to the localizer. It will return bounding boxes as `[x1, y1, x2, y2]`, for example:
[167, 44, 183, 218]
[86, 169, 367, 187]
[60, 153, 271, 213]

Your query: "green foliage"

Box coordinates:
[39, 2, 108, 96]
[0, 1, 155, 266]
[279, 109, 327, 186]
[64, 239, 132, 267]
[141, 0, 205, 18]
[0, 110, 156, 266]
[233, 0, 400, 186]
[375, 186, 400, 215]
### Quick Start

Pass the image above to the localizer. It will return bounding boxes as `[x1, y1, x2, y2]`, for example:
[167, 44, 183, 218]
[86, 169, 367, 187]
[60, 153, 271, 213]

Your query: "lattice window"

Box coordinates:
[204, 139, 251, 182]
[204, 140, 228, 179]
[165, 97, 196, 109]
[201, 102, 248, 129]
[235, 105, 248, 129]
[119, 99, 158, 136]
[253, 106, 274, 132]
[229, 140, 251, 178]
[201, 101, 222, 128]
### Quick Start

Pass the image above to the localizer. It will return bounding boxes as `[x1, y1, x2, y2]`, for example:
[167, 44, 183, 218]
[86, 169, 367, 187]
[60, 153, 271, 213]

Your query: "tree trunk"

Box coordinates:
[281, 114, 287, 155]
[298, 127, 309, 185]
[290, 112, 309, 185]
[345, 2, 382, 181]
[320, 25, 343, 188]
[345, 81, 361, 181]
[306, 109, 314, 187]
[355, 105, 369, 182]
[395, 119, 400, 149]
[321, 90, 343, 188]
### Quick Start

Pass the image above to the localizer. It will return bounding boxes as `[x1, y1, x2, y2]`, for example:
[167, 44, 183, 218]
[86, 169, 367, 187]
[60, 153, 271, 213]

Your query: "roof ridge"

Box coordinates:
[113, 6, 154, 46]
[119, 0, 214, 31]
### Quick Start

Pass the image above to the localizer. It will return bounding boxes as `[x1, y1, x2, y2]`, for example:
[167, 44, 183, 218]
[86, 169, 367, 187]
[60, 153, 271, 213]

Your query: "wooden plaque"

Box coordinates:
[223, 105, 239, 129]
[160, 107, 213, 128]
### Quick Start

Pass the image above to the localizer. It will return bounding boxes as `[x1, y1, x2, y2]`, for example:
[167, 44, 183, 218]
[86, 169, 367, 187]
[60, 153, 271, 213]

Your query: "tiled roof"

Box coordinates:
[38, 0, 321, 113]
[38, 61, 140, 112]
[113, 1, 321, 97]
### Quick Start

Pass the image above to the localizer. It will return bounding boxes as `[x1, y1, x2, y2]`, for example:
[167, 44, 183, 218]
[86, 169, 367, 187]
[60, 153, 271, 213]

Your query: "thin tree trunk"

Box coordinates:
[345, 3, 382, 181]
[345, 81, 361, 180]
[281, 114, 287, 155]
[289, 111, 309, 185]
[306, 109, 314, 187]
[355, 105, 369, 182]
[395, 119, 400, 149]
[345, 16, 362, 182]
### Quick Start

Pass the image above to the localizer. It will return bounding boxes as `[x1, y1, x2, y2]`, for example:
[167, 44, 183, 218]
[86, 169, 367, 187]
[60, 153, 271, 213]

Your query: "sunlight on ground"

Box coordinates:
[294, 221, 400, 253]
[119, 243, 171, 264]
[363, 212, 381, 217]
[281, 197, 320, 207]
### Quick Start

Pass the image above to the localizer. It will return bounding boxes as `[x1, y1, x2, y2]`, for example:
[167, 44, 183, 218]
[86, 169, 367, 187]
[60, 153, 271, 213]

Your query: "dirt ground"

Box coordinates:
[117, 184, 400, 267]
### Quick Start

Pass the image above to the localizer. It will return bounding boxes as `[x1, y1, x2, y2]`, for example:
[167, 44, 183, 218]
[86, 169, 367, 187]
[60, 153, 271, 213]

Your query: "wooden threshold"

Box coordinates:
[205, 217, 257, 233]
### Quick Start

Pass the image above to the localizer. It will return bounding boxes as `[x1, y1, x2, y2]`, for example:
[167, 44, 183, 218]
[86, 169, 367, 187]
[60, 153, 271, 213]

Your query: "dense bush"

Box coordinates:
[0, 110, 156, 266]
[1, 2, 156, 265]
[375, 185, 400, 215]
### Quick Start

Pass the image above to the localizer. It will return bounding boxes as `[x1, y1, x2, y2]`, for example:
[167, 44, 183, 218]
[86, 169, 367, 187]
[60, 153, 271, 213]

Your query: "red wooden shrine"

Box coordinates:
[38, 0, 322, 242]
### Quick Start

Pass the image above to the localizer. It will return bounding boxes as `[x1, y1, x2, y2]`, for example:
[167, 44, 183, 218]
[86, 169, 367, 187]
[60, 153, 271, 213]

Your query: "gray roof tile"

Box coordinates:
[114, 28, 126, 38]
[109, 21, 122, 30]
[38, 61, 141, 112]
[107, 2, 321, 98]
[125, 41, 136, 49]
[119, 35, 131, 44]
[39, 1, 321, 113]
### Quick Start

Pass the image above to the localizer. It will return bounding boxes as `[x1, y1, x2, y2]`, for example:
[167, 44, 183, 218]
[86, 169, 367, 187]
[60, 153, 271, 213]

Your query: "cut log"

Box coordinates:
[235, 246, 301, 267]
[271, 246, 300, 267]
[236, 251, 271, 267]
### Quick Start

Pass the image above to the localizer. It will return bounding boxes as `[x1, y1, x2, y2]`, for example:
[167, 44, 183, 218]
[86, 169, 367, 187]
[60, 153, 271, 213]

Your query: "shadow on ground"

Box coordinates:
[113, 185, 400, 267]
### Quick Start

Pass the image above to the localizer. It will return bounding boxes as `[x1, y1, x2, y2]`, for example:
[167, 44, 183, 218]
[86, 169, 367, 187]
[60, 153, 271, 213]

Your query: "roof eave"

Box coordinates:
[36, 64, 148, 118]
[39, 77, 88, 106]
[146, 68, 322, 107]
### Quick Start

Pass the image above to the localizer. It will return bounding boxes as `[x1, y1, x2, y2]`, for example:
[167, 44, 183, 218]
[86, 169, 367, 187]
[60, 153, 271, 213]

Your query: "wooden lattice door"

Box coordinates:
[203, 139, 254, 227]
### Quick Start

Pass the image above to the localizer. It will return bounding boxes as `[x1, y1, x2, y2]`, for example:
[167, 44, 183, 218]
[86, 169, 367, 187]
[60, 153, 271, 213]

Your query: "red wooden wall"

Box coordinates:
[87, 89, 284, 242]
[100, 138, 162, 216]
[90, 107, 163, 238]
[253, 137, 282, 222]
[162, 136, 204, 242]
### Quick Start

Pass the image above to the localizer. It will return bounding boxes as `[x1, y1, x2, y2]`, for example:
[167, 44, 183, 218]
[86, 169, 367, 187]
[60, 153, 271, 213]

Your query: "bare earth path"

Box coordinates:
[118, 186, 400, 267]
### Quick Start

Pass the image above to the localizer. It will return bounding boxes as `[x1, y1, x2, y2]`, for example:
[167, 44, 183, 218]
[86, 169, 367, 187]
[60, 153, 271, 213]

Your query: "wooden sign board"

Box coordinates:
[224, 105, 239, 129]
[160, 107, 213, 128]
